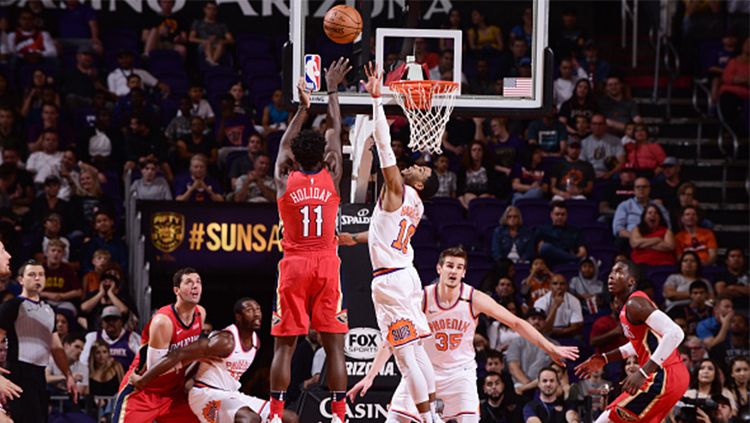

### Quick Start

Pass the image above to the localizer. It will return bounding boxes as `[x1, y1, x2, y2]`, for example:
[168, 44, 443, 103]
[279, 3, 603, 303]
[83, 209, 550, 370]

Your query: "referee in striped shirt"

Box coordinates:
[0, 257, 78, 423]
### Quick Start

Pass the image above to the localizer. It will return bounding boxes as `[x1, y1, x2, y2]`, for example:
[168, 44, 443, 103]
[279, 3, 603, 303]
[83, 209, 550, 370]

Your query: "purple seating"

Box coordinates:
[418, 266, 438, 286]
[513, 261, 531, 291]
[236, 34, 273, 60]
[247, 75, 281, 113]
[590, 245, 618, 276]
[440, 223, 479, 250]
[424, 198, 465, 228]
[516, 198, 551, 227]
[480, 224, 498, 253]
[241, 58, 278, 79]
[203, 66, 238, 99]
[415, 246, 440, 269]
[465, 265, 493, 288]
[553, 263, 580, 282]
[147, 50, 183, 76]
[157, 72, 189, 96]
[412, 220, 436, 247]
[647, 265, 679, 306]
[468, 252, 494, 269]
[564, 200, 597, 226]
[467, 198, 506, 230]
[579, 222, 613, 247]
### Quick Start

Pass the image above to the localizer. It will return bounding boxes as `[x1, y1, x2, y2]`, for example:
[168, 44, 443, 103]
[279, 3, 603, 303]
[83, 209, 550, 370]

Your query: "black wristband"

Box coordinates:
[327, 90, 338, 95]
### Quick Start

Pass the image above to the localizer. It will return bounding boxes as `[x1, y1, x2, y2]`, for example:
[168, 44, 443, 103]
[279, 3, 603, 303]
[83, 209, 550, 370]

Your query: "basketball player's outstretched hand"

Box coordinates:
[550, 345, 579, 367]
[337, 232, 357, 246]
[361, 62, 382, 98]
[574, 354, 606, 380]
[325, 57, 352, 91]
[297, 77, 310, 109]
[0, 374, 21, 401]
[347, 376, 374, 402]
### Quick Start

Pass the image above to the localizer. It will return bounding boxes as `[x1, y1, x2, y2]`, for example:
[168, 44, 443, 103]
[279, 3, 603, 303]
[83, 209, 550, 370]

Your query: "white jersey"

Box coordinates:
[368, 185, 423, 270]
[423, 283, 478, 370]
[193, 324, 258, 391]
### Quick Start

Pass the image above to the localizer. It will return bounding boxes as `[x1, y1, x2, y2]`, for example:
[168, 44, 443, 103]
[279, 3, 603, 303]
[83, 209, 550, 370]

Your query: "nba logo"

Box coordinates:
[305, 54, 321, 92]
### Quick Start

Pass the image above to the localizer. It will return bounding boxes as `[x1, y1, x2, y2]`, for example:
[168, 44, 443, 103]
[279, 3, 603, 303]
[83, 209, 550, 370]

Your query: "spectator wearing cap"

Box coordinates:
[80, 273, 133, 335]
[651, 156, 683, 212]
[81, 209, 127, 275]
[675, 205, 718, 266]
[33, 213, 70, 263]
[505, 308, 560, 396]
[62, 44, 107, 110]
[612, 177, 671, 249]
[580, 113, 625, 179]
[130, 159, 172, 200]
[41, 239, 81, 305]
[534, 274, 583, 338]
[46, 332, 88, 397]
[549, 139, 595, 201]
[26, 129, 62, 186]
[107, 49, 169, 98]
[535, 202, 587, 267]
[598, 76, 642, 134]
[80, 305, 140, 371]
[569, 257, 605, 314]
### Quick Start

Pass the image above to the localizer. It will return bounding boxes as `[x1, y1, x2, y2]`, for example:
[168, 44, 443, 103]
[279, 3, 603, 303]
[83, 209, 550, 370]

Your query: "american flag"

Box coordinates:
[503, 77, 533, 97]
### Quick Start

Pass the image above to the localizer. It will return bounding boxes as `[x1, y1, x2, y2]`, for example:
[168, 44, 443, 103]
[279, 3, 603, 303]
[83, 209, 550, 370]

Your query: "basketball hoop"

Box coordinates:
[389, 80, 459, 154]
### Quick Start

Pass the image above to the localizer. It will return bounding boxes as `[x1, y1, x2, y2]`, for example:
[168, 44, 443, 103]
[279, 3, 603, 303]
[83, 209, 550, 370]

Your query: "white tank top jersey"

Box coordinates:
[368, 185, 424, 270]
[194, 324, 258, 391]
[423, 283, 479, 370]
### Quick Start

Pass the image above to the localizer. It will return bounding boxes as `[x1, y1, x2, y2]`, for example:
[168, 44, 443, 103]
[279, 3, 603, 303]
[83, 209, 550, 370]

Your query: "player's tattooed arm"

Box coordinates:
[323, 57, 351, 190]
[275, 77, 310, 197]
[130, 331, 235, 391]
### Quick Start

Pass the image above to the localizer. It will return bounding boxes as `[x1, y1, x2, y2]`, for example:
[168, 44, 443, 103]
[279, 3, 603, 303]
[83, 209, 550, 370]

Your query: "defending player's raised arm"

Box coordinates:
[347, 341, 393, 402]
[472, 290, 578, 366]
[275, 77, 311, 197]
[323, 57, 351, 189]
[130, 331, 235, 391]
[362, 62, 404, 208]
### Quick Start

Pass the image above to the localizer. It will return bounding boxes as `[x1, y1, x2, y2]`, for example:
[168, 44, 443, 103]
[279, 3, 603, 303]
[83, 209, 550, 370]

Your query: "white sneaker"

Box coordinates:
[432, 413, 445, 423]
[331, 416, 344, 423]
[269, 415, 282, 423]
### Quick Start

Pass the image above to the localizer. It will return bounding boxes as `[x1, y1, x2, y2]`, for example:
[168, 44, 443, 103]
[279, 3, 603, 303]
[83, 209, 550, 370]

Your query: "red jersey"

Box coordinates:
[278, 169, 339, 253]
[619, 291, 682, 368]
[122, 304, 203, 395]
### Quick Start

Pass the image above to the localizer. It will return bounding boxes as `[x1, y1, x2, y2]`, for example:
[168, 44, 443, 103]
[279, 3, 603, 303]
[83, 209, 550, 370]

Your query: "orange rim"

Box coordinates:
[389, 80, 458, 110]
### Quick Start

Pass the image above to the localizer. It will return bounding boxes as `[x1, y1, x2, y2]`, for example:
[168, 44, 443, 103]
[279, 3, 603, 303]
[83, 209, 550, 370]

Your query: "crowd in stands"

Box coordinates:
[0, 1, 744, 422]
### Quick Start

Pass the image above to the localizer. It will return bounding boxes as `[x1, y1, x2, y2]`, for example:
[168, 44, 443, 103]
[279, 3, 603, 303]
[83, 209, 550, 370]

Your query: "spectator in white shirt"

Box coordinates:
[107, 50, 169, 97]
[187, 83, 215, 126]
[553, 57, 587, 109]
[26, 129, 63, 185]
[534, 274, 583, 339]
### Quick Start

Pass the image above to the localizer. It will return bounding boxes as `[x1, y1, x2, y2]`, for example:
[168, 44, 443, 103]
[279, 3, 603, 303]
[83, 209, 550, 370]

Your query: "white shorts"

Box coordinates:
[188, 386, 269, 423]
[371, 266, 430, 349]
[389, 363, 479, 421]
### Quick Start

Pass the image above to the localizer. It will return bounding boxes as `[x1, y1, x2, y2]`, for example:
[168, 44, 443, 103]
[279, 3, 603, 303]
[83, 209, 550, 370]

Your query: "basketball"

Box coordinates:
[324, 5, 362, 44]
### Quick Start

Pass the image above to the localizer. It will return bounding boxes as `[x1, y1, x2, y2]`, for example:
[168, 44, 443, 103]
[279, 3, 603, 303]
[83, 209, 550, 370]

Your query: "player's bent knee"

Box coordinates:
[233, 407, 261, 423]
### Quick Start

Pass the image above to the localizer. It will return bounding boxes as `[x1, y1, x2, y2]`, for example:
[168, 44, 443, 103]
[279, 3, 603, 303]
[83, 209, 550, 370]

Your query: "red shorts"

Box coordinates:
[112, 384, 199, 423]
[272, 252, 348, 336]
[607, 363, 690, 423]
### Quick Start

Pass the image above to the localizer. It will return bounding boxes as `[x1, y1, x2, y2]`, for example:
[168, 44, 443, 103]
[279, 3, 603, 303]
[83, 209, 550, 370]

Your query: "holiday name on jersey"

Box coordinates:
[288, 187, 333, 204]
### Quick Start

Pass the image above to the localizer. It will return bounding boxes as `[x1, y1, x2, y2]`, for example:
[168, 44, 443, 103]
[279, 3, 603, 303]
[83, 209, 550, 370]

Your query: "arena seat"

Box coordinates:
[464, 265, 493, 288]
[579, 222, 613, 248]
[553, 263, 581, 282]
[203, 66, 239, 100]
[439, 223, 480, 250]
[516, 198, 551, 226]
[414, 246, 440, 269]
[647, 265, 679, 306]
[424, 198, 465, 228]
[412, 220, 437, 247]
[147, 50, 183, 76]
[564, 200, 598, 225]
[467, 198, 506, 230]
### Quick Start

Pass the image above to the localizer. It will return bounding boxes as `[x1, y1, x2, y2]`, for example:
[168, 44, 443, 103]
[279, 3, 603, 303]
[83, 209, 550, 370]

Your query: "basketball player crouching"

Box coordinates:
[347, 247, 579, 422]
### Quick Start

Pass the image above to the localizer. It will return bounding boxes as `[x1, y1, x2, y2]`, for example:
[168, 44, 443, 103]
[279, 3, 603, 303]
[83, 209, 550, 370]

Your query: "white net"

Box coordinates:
[390, 81, 458, 154]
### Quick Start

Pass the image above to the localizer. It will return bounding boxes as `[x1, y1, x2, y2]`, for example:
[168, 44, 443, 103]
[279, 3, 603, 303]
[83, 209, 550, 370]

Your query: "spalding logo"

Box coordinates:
[344, 327, 381, 360]
[340, 208, 371, 226]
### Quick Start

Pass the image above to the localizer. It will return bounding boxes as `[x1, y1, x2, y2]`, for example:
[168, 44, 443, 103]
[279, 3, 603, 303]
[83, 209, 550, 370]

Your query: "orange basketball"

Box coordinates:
[324, 5, 362, 44]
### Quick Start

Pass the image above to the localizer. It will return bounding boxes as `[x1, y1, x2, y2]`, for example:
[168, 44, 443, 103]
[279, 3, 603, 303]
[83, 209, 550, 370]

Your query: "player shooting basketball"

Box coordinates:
[338, 62, 441, 423]
[270, 57, 351, 423]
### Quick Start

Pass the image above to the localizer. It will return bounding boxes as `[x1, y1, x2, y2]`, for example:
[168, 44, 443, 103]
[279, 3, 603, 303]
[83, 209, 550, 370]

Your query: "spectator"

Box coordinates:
[508, 39, 530, 77]
[487, 297, 522, 351]
[672, 280, 713, 336]
[623, 124, 666, 175]
[439, 8, 463, 51]
[509, 7, 533, 46]
[41, 239, 81, 306]
[599, 163, 636, 220]
[558, 79, 599, 138]
[130, 158, 172, 201]
[598, 76, 642, 133]
[709, 314, 749, 371]
[535, 202, 587, 266]
[215, 94, 255, 149]
[527, 107, 567, 156]
[175, 116, 217, 171]
[233, 153, 275, 203]
[718, 37, 749, 137]
[675, 205, 718, 265]
[80, 273, 132, 333]
[685, 335, 710, 373]
[84, 108, 123, 168]
[629, 204, 676, 267]
[112, 86, 159, 130]
[553, 9, 588, 60]
[578, 41, 611, 87]
[27, 103, 75, 153]
[568, 115, 591, 145]
[81, 249, 117, 296]
[142, 0, 188, 58]
[649, 158, 684, 215]
[80, 209, 127, 274]
[0, 107, 24, 153]
[549, 140, 595, 201]
[55, 312, 71, 339]
[174, 154, 223, 202]
[479, 371, 522, 423]
[534, 274, 583, 339]
[164, 96, 192, 145]
[491, 206, 535, 264]
[569, 257, 605, 314]
[682, 359, 737, 413]
[80, 305, 140, 371]
[580, 113, 624, 179]
[432, 154, 456, 198]
[476, 117, 526, 178]
[229, 133, 265, 190]
[696, 296, 734, 350]
[229, 81, 253, 116]
[569, 367, 611, 420]
[87, 339, 124, 399]
[63, 45, 106, 109]
[429, 49, 468, 86]
[715, 247, 749, 311]
[457, 140, 502, 208]
[189, 1, 233, 66]
[7, 9, 57, 64]
[664, 251, 714, 310]
[33, 212, 70, 263]
[0, 161, 34, 214]
[522, 257, 554, 305]
[468, 58, 495, 95]
[110, 53, 164, 98]
[505, 308, 559, 395]
[390, 138, 415, 170]
[553, 58, 587, 109]
[123, 114, 169, 175]
[69, 167, 115, 233]
[467, 9, 503, 56]
[726, 356, 750, 410]
[589, 301, 627, 377]
[412, 37, 439, 69]
[511, 145, 548, 204]
[261, 89, 289, 135]
[187, 82, 215, 125]
[46, 332, 88, 398]
[26, 129, 62, 185]
[20, 69, 55, 120]
[707, 31, 739, 102]
[612, 177, 670, 247]
[30, 176, 71, 231]
[57, 0, 102, 53]
[522, 366, 580, 423]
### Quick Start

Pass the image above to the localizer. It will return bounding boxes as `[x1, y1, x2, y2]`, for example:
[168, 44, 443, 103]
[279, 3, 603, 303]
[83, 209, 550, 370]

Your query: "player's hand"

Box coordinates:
[0, 373, 21, 401]
[338, 232, 357, 246]
[347, 376, 374, 402]
[361, 62, 382, 98]
[620, 368, 646, 395]
[574, 354, 606, 379]
[129, 372, 147, 391]
[325, 57, 351, 92]
[549, 345, 579, 367]
[66, 374, 78, 404]
[297, 77, 311, 109]
[695, 407, 712, 423]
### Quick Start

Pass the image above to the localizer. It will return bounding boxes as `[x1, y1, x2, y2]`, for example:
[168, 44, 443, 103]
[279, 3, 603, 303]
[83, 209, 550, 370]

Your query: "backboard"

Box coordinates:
[285, 0, 552, 117]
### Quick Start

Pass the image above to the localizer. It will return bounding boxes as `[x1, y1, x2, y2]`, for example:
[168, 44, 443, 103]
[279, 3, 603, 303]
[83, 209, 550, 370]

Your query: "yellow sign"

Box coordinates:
[151, 212, 185, 253]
